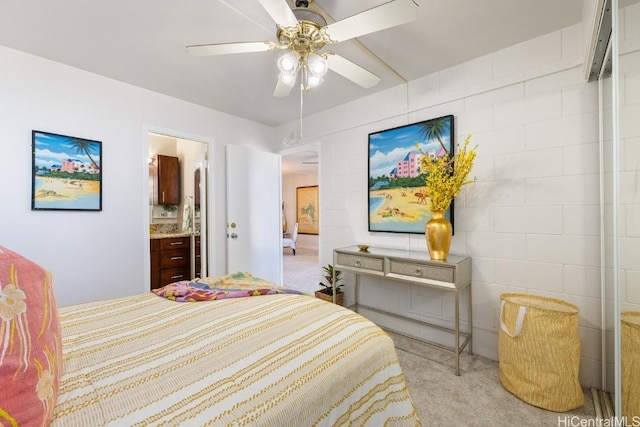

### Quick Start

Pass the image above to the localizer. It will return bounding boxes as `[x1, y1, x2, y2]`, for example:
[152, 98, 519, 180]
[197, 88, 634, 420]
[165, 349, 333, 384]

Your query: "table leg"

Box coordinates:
[468, 283, 473, 355]
[354, 274, 359, 312]
[455, 290, 460, 376]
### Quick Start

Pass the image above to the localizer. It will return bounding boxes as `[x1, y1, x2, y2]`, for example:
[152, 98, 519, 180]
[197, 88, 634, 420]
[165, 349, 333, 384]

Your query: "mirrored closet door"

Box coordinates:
[598, 0, 640, 419]
[615, 0, 640, 420]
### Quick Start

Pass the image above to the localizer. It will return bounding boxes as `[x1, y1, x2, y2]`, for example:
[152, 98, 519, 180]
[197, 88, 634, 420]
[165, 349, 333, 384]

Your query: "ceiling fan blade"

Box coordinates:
[187, 41, 274, 56]
[323, 0, 418, 43]
[326, 54, 380, 88]
[273, 78, 294, 97]
[258, 0, 299, 28]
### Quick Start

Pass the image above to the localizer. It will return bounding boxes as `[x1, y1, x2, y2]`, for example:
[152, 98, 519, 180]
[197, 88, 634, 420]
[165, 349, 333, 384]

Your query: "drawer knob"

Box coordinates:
[170, 256, 183, 261]
[355, 259, 361, 267]
[171, 274, 184, 280]
[170, 241, 183, 246]
[415, 268, 422, 277]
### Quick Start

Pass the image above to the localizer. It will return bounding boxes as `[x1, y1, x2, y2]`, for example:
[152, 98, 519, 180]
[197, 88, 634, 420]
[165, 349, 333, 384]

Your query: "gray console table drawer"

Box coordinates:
[335, 253, 384, 272]
[389, 260, 454, 283]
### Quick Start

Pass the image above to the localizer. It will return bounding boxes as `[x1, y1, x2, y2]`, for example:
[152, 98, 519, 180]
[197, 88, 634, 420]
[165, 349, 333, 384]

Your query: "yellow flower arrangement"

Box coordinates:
[418, 134, 477, 211]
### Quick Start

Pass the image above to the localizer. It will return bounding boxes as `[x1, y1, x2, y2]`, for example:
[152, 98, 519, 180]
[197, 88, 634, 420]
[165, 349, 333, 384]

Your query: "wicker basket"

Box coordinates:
[315, 289, 344, 306]
[622, 312, 640, 420]
[499, 293, 582, 412]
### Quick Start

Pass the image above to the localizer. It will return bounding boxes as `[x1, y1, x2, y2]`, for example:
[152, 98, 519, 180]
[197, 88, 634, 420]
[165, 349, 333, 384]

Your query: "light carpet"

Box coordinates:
[391, 332, 596, 426]
[282, 247, 320, 295]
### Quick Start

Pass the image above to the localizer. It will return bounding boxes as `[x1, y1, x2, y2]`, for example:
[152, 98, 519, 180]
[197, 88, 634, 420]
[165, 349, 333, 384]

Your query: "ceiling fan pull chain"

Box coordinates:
[299, 80, 304, 138]
[302, 63, 308, 91]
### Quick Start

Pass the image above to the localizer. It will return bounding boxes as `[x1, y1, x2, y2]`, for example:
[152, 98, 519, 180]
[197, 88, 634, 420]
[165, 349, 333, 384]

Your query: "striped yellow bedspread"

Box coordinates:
[52, 293, 420, 426]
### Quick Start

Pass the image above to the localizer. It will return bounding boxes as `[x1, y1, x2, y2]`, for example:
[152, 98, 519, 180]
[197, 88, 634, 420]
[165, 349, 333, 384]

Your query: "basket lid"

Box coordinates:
[500, 293, 579, 314]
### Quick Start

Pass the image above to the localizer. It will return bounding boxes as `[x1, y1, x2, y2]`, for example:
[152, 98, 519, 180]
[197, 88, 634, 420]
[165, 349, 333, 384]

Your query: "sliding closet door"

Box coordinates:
[617, 0, 640, 419]
[599, 45, 615, 395]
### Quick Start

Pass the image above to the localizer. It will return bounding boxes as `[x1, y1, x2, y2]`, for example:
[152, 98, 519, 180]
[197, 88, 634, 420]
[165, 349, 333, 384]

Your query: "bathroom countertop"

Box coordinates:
[150, 232, 199, 239]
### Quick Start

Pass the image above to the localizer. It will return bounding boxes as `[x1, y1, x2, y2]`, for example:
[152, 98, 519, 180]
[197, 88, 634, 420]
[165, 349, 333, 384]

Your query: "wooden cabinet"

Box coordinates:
[150, 239, 160, 289]
[150, 236, 191, 290]
[151, 154, 180, 205]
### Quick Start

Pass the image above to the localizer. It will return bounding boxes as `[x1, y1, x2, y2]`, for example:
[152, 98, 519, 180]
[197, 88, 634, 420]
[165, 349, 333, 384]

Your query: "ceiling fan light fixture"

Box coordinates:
[306, 74, 323, 88]
[277, 51, 300, 73]
[279, 71, 297, 87]
[306, 52, 328, 77]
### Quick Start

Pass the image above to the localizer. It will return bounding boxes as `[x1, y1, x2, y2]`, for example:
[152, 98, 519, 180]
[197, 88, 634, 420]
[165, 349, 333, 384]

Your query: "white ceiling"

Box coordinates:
[0, 1, 585, 128]
[282, 149, 319, 175]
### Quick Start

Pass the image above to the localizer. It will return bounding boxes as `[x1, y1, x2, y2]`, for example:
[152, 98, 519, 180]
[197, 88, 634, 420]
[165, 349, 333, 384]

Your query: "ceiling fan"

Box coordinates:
[187, 0, 418, 97]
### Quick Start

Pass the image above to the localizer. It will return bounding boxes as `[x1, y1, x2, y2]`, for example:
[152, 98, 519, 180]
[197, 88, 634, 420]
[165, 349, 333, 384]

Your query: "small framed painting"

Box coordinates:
[32, 130, 102, 211]
[368, 115, 454, 234]
[296, 185, 319, 235]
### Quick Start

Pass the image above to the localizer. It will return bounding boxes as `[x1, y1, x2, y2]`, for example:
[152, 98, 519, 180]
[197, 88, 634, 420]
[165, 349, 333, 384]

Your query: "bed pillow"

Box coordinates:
[0, 246, 62, 426]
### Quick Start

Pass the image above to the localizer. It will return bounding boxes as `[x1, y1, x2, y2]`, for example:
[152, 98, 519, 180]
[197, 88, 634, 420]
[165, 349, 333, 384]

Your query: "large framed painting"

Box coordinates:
[296, 185, 319, 235]
[368, 115, 454, 234]
[32, 130, 102, 211]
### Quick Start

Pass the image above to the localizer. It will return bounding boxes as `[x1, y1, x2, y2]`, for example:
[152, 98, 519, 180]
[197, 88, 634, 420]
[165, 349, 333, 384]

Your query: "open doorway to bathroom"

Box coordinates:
[148, 132, 209, 289]
[281, 145, 320, 295]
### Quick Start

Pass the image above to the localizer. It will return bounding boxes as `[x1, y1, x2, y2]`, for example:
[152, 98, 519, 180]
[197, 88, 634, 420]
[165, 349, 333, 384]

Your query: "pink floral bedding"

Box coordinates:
[152, 271, 303, 302]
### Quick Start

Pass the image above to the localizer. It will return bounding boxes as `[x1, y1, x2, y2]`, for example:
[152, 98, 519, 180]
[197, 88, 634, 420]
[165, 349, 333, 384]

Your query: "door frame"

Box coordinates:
[142, 124, 215, 289]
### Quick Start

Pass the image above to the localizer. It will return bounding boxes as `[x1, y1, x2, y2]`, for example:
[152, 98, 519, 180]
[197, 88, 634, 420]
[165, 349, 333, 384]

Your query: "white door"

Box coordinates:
[226, 145, 282, 284]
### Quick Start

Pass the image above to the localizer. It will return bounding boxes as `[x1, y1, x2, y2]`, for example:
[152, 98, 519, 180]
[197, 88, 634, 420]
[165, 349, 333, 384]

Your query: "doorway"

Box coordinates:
[281, 143, 320, 294]
[147, 131, 209, 285]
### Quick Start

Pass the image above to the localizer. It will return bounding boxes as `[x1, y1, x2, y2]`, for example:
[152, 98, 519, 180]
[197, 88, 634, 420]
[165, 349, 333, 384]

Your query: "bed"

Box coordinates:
[0, 247, 420, 426]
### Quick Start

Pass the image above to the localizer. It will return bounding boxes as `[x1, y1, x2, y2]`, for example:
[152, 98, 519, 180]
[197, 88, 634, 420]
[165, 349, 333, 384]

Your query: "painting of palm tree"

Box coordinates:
[67, 138, 100, 170]
[368, 115, 454, 233]
[32, 130, 102, 211]
[418, 117, 451, 156]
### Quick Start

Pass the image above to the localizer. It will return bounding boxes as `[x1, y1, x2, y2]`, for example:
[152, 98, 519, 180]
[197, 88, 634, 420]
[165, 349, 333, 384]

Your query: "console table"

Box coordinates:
[332, 245, 472, 375]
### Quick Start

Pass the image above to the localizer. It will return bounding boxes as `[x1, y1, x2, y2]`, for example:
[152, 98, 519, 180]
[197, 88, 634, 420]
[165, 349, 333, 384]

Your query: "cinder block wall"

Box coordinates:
[277, 22, 604, 387]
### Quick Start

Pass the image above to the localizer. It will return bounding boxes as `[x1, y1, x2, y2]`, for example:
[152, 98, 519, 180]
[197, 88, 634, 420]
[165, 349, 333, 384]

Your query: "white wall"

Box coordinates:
[276, 23, 603, 386]
[0, 45, 275, 307]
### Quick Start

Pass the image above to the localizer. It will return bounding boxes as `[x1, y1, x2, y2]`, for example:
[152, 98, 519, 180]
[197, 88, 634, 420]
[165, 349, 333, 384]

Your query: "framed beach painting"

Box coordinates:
[32, 130, 102, 211]
[296, 185, 319, 235]
[368, 115, 454, 234]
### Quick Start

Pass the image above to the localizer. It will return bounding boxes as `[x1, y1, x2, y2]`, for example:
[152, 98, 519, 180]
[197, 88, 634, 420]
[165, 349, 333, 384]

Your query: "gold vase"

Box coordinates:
[425, 209, 452, 261]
